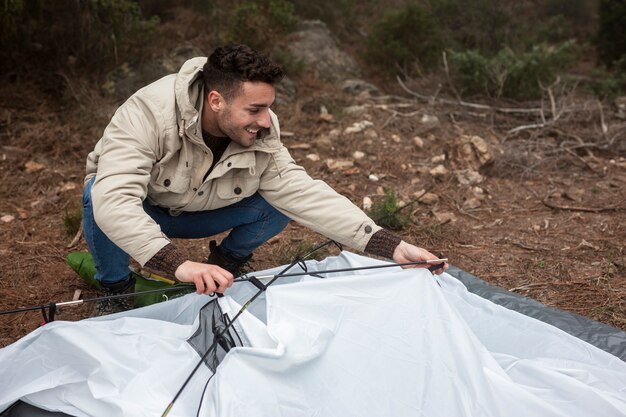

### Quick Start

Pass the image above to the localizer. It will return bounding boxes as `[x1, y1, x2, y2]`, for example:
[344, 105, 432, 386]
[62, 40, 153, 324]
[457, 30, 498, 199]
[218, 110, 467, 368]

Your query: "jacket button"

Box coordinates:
[227, 162, 232, 167]
[198, 191, 204, 196]
[234, 187, 242, 195]
[365, 225, 372, 233]
[164, 179, 171, 187]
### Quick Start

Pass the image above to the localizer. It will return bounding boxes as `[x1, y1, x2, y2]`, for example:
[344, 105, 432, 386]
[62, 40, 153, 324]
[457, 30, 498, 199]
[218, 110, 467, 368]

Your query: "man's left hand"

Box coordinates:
[393, 240, 448, 275]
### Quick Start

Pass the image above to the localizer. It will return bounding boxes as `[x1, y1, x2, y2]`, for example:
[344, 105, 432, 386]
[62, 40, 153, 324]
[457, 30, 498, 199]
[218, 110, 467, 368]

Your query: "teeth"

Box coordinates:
[246, 129, 258, 134]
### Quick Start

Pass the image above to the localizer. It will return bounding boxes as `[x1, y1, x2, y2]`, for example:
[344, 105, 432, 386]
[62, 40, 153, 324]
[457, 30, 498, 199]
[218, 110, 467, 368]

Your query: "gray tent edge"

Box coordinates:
[2, 265, 625, 417]
[446, 265, 626, 361]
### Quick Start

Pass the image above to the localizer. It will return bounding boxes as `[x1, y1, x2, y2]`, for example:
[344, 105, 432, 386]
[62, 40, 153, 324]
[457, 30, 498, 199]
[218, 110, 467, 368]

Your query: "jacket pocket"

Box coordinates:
[150, 164, 190, 194]
[215, 175, 260, 201]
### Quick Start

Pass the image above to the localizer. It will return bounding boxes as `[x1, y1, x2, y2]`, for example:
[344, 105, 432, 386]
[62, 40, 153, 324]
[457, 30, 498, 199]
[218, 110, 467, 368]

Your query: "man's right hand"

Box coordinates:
[175, 260, 234, 295]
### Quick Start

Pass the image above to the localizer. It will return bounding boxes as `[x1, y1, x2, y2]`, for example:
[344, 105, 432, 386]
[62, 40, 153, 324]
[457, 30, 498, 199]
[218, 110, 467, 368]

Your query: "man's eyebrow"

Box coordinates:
[248, 103, 270, 108]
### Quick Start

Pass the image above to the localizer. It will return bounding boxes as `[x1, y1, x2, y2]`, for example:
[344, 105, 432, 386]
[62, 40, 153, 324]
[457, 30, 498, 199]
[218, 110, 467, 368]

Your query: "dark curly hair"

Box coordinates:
[202, 44, 284, 101]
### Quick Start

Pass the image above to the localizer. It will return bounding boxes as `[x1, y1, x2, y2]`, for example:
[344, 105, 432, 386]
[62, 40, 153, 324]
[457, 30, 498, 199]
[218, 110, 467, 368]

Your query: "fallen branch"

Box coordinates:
[542, 197, 626, 213]
[67, 222, 83, 248]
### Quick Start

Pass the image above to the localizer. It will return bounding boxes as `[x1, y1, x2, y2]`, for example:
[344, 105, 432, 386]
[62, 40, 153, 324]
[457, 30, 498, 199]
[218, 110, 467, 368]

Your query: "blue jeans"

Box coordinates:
[82, 177, 289, 285]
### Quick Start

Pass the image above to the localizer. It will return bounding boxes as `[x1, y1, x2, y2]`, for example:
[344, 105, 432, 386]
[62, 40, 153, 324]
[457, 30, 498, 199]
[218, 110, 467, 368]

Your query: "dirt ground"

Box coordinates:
[0, 66, 624, 348]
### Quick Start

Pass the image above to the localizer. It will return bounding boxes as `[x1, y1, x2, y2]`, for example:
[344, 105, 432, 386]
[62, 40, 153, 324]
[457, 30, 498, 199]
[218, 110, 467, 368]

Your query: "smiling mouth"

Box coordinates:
[246, 128, 258, 135]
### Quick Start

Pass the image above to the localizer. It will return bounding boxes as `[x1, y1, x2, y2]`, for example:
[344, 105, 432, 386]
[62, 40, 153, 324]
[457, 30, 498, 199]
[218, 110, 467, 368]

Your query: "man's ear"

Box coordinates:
[207, 90, 223, 112]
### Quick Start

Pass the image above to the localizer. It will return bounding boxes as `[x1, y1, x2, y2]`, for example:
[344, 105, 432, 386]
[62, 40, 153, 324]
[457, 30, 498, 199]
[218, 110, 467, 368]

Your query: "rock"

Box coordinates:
[306, 154, 320, 162]
[25, 161, 46, 173]
[1, 214, 15, 223]
[456, 169, 484, 185]
[60, 182, 78, 192]
[413, 136, 424, 149]
[314, 136, 332, 151]
[421, 114, 439, 125]
[462, 197, 482, 210]
[343, 105, 368, 115]
[275, 75, 298, 106]
[368, 174, 379, 182]
[363, 196, 372, 210]
[319, 105, 334, 122]
[449, 135, 493, 171]
[472, 186, 487, 200]
[430, 165, 448, 179]
[344, 120, 374, 134]
[326, 159, 354, 170]
[431, 154, 446, 164]
[432, 210, 457, 224]
[414, 190, 439, 205]
[352, 151, 365, 159]
[391, 134, 401, 143]
[364, 129, 378, 140]
[286, 20, 361, 83]
[341, 79, 380, 96]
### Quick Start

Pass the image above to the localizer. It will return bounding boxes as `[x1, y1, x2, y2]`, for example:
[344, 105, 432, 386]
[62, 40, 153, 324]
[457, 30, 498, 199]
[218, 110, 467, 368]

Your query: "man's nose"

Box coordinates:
[258, 110, 271, 128]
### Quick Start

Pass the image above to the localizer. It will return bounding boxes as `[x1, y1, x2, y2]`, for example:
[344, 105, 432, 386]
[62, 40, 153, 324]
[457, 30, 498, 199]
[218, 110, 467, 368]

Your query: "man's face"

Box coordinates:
[214, 81, 275, 147]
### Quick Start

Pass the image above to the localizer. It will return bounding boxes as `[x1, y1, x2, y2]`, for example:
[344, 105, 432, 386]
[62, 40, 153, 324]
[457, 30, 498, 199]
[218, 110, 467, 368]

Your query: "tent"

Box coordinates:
[1, 252, 625, 416]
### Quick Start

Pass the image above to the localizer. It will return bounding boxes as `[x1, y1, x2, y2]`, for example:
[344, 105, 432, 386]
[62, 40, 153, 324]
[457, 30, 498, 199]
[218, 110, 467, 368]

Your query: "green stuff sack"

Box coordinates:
[133, 272, 192, 308]
[66, 251, 101, 290]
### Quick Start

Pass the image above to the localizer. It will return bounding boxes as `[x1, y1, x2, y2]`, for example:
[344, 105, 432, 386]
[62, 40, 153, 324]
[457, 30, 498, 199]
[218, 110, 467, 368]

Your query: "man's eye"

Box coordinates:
[248, 109, 260, 114]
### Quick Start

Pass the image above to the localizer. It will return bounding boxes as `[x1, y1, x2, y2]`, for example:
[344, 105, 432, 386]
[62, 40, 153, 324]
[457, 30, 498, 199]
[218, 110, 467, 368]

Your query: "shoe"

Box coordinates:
[93, 274, 136, 316]
[207, 240, 252, 277]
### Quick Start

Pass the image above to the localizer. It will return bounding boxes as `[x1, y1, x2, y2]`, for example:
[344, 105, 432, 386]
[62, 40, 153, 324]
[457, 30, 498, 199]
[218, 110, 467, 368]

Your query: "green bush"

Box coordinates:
[588, 56, 626, 99]
[368, 189, 409, 231]
[0, 0, 159, 76]
[227, 0, 299, 51]
[365, 2, 444, 75]
[596, 0, 626, 68]
[448, 41, 578, 100]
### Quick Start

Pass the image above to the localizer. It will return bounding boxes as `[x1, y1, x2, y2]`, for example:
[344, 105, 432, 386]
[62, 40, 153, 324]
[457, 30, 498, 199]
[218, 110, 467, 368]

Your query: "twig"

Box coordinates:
[396, 76, 547, 115]
[542, 196, 626, 213]
[67, 221, 83, 248]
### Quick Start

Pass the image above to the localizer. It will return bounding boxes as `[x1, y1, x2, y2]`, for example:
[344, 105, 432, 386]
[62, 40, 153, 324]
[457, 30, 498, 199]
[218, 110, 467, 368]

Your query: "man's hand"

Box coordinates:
[175, 260, 234, 295]
[393, 240, 448, 275]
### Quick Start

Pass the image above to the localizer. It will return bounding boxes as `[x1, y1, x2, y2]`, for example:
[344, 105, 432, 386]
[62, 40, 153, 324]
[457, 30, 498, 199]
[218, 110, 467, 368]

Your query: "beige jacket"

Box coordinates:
[86, 57, 381, 266]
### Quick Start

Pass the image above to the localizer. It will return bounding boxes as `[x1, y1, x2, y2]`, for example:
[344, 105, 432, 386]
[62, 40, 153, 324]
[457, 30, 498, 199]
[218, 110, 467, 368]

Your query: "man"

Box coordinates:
[83, 44, 447, 314]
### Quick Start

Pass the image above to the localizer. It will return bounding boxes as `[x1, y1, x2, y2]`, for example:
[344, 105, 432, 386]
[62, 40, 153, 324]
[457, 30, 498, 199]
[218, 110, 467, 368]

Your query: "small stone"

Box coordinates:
[391, 134, 401, 143]
[429, 165, 448, 178]
[343, 105, 368, 115]
[352, 151, 366, 159]
[364, 129, 378, 140]
[306, 153, 320, 162]
[1, 215, 15, 223]
[462, 197, 482, 210]
[414, 190, 439, 205]
[421, 114, 439, 125]
[472, 187, 486, 200]
[329, 129, 341, 137]
[368, 174, 379, 182]
[413, 136, 424, 149]
[25, 161, 46, 173]
[431, 154, 446, 163]
[326, 159, 354, 170]
[344, 120, 374, 134]
[363, 196, 373, 210]
[432, 210, 457, 224]
[456, 169, 484, 185]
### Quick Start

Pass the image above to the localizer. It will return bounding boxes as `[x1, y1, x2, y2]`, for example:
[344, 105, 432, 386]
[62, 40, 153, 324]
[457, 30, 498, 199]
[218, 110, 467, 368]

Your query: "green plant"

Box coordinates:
[63, 207, 83, 237]
[588, 56, 626, 99]
[227, 0, 298, 51]
[596, 0, 626, 68]
[448, 41, 578, 99]
[0, 0, 159, 77]
[272, 49, 306, 78]
[365, 2, 444, 75]
[367, 189, 409, 231]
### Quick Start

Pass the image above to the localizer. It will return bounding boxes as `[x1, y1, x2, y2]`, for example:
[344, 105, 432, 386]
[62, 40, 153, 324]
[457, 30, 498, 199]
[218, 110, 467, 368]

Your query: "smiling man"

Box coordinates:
[83, 45, 446, 315]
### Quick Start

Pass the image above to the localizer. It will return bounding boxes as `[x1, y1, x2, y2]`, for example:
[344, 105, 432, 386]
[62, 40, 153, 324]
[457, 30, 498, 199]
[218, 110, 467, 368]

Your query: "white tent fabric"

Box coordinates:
[1, 252, 625, 417]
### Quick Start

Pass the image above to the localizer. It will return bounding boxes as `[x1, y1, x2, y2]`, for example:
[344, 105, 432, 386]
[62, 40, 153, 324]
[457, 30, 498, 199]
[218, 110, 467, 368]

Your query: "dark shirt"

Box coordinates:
[202, 131, 230, 180]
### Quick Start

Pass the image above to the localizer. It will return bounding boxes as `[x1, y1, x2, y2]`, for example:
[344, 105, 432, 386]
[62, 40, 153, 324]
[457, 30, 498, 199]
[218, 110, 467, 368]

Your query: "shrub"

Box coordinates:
[63, 207, 83, 237]
[587, 56, 626, 99]
[448, 41, 578, 100]
[365, 2, 444, 75]
[367, 189, 409, 231]
[596, 0, 626, 68]
[0, 0, 159, 77]
[227, 0, 299, 51]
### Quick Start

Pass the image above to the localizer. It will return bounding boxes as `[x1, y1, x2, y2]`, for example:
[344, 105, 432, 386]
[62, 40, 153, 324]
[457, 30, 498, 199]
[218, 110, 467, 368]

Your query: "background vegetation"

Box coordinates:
[0, 0, 624, 100]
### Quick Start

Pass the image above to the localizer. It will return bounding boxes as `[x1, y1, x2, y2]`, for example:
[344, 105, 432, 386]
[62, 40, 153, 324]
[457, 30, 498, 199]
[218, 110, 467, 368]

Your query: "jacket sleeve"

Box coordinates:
[90, 96, 172, 266]
[258, 146, 381, 252]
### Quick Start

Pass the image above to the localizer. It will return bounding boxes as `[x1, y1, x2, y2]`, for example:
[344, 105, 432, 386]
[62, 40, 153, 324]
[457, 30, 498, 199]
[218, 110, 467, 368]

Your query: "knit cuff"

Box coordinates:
[364, 229, 402, 260]
[144, 243, 187, 281]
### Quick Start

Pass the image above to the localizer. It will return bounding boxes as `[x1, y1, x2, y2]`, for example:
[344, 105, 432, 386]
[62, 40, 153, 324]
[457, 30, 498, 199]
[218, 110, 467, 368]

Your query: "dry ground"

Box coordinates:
[0, 72, 624, 348]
